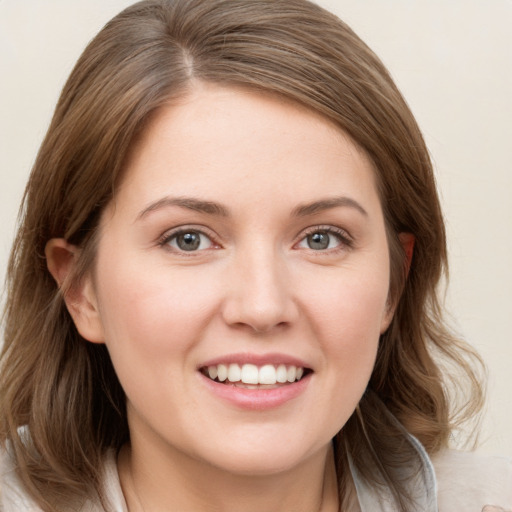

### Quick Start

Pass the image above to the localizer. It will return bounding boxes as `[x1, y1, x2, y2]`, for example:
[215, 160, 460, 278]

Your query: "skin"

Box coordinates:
[47, 84, 398, 512]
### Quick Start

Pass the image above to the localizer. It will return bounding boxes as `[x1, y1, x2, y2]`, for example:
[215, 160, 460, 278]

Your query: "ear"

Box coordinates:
[45, 238, 105, 344]
[380, 232, 416, 333]
[398, 232, 415, 276]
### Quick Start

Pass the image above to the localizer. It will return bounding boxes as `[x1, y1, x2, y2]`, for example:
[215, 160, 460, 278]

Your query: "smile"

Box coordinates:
[198, 357, 313, 410]
[201, 363, 309, 387]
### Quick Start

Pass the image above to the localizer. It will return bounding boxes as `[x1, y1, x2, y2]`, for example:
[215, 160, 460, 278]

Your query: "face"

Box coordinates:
[76, 84, 393, 476]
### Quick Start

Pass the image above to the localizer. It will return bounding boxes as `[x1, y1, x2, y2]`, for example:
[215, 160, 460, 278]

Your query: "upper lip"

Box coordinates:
[198, 352, 312, 370]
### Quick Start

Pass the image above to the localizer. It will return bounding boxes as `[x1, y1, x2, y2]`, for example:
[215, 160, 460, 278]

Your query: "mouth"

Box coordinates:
[199, 363, 312, 389]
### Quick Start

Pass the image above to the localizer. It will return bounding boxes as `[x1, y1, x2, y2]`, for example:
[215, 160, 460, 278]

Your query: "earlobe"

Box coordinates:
[45, 238, 105, 344]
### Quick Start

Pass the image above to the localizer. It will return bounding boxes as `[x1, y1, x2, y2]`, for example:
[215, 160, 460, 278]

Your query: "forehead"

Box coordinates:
[111, 83, 381, 219]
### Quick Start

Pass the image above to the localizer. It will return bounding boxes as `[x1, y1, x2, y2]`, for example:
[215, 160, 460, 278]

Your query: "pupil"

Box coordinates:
[308, 232, 329, 250]
[177, 232, 200, 251]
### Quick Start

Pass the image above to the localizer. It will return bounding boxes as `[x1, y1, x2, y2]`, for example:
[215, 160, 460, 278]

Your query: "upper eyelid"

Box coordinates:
[158, 225, 220, 246]
[298, 225, 352, 240]
[293, 225, 355, 251]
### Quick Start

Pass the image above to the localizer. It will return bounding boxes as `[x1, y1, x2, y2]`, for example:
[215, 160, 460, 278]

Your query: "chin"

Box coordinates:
[198, 435, 330, 477]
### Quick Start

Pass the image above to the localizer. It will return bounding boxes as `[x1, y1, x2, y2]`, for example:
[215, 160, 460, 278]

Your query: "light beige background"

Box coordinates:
[1, 1, 511, 457]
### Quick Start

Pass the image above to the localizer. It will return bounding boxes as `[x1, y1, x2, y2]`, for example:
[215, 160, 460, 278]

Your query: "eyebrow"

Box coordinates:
[137, 196, 229, 220]
[292, 196, 368, 217]
[136, 195, 368, 221]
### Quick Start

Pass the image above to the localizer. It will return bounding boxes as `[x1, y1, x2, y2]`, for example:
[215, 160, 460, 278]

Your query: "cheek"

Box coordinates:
[302, 266, 390, 342]
[92, 261, 225, 426]
[298, 264, 389, 402]
[94, 259, 221, 363]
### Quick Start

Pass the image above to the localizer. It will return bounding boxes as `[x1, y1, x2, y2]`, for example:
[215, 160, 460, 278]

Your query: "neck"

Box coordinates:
[118, 440, 339, 512]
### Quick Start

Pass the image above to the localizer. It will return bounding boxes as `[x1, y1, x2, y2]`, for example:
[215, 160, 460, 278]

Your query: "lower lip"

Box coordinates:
[199, 373, 312, 410]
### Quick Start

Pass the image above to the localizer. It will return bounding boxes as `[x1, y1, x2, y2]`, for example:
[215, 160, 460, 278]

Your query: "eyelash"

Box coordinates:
[157, 225, 353, 254]
[158, 226, 219, 254]
[296, 225, 354, 253]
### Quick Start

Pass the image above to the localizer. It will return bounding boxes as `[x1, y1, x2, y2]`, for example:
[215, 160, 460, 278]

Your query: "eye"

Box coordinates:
[164, 230, 214, 252]
[296, 227, 351, 251]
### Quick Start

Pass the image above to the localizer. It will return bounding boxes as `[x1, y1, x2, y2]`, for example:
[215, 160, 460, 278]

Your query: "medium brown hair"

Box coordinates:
[0, 1, 483, 510]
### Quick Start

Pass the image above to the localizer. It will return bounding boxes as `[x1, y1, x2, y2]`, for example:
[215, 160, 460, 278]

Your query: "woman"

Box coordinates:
[0, 0, 510, 510]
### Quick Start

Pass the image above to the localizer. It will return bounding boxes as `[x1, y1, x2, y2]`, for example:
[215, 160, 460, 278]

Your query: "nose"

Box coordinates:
[221, 246, 299, 334]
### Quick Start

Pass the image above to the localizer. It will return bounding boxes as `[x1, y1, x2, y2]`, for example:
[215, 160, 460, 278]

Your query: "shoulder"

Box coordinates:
[0, 444, 123, 512]
[432, 449, 512, 512]
[0, 444, 41, 511]
[101, 449, 128, 512]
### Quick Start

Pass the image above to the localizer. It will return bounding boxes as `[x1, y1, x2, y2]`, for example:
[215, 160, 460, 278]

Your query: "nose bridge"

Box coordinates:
[222, 241, 296, 332]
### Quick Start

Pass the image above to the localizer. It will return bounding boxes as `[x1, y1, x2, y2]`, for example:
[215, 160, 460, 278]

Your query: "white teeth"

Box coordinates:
[205, 363, 306, 385]
[259, 364, 277, 385]
[241, 364, 259, 384]
[208, 366, 218, 380]
[276, 364, 288, 383]
[217, 364, 228, 382]
[228, 363, 241, 382]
